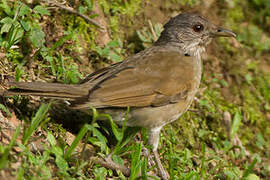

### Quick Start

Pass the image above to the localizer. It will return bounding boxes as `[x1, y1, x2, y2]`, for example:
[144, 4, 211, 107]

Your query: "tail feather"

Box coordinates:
[2, 81, 90, 100]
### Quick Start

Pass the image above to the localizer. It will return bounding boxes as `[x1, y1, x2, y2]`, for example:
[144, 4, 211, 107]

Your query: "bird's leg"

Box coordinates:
[141, 145, 156, 167]
[134, 132, 156, 167]
[148, 127, 169, 180]
[153, 150, 168, 180]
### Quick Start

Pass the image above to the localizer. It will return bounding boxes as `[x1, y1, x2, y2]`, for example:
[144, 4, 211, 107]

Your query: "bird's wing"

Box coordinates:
[72, 48, 198, 109]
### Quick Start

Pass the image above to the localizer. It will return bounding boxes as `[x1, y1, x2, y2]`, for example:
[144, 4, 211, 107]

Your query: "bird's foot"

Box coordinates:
[141, 147, 169, 180]
[135, 132, 169, 179]
[141, 147, 156, 167]
[153, 150, 170, 180]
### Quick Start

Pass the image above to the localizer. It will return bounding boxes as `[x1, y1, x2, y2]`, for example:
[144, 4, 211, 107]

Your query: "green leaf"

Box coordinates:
[64, 124, 90, 159]
[245, 73, 253, 85]
[78, 6, 87, 14]
[51, 33, 74, 51]
[100, 113, 123, 142]
[0, 0, 12, 16]
[0, 125, 20, 169]
[52, 146, 64, 157]
[113, 127, 140, 155]
[136, 30, 148, 42]
[0, 103, 12, 117]
[94, 167, 107, 180]
[199, 99, 208, 106]
[220, 79, 228, 87]
[29, 27, 45, 48]
[0, 16, 13, 24]
[112, 154, 124, 166]
[85, 0, 93, 10]
[95, 46, 103, 56]
[17, 167, 25, 179]
[102, 47, 110, 56]
[8, 24, 24, 47]
[246, 174, 260, 180]
[256, 132, 265, 149]
[33, 5, 50, 15]
[22, 103, 50, 145]
[92, 125, 108, 152]
[44, 55, 56, 75]
[15, 66, 23, 81]
[141, 157, 147, 180]
[183, 172, 199, 180]
[91, 107, 99, 124]
[201, 142, 206, 178]
[243, 158, 258, 178]
[0, 17, 13, 34]
[107, 40, 120, 48]
[47, 131, 57, 146]
[18, 3, 31, 17]
[55, 156, 68, 171]
[231, 110, 242, 138]
[109, 52, 122, 62]
[130, 143, 142, 179]
[20, 20, 30, 31]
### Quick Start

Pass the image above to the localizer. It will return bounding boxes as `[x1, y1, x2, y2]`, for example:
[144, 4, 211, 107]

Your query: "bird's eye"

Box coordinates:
[192, 24, 204, 32]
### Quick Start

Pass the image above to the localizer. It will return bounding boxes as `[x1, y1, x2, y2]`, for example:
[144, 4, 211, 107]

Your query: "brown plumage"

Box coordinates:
[1, 13, 236, 179]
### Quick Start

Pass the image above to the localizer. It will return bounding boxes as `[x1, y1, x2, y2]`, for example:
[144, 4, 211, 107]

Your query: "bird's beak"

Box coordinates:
[212, 27, 236, 38]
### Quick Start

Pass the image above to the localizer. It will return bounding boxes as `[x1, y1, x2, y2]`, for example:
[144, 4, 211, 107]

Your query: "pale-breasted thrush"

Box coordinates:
[2, 13, 236, 179]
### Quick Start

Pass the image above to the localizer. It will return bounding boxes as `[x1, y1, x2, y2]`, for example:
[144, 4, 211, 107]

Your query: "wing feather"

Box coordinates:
[71, 48, 197, 109]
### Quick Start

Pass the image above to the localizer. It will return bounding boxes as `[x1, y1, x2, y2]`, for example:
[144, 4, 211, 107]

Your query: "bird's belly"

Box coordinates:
[98, 86, 199, 129]
[106, 98, 193, 128]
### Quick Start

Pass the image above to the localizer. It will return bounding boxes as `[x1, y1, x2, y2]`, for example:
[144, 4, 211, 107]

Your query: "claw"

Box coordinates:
[153, 150, 170, 180]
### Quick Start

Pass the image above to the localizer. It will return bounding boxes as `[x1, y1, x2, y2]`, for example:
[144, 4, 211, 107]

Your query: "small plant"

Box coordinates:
[136, 22, 163, 48]
[0, 1, 83, 83]
[0, 0, 270, 179]
[0, 1, 50, 50]
[0, 125, 20, 169]
[95, 38, 125, 62]
[22, 103, 51, 145]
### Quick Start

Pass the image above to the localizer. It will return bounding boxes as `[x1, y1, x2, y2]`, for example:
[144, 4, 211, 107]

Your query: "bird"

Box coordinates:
[1, 13, 236, 179]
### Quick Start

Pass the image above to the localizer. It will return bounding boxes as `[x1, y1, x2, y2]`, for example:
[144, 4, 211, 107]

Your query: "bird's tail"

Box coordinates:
[1, 81, 89, 100]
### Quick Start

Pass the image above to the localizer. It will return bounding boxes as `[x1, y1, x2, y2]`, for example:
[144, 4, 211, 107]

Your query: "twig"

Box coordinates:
[90, 155, 131, 176]
[188, 109, 201, 114]
[45, 0, 104, 30]
[222, 111, 250, 156]
[148, 20, 157, 41]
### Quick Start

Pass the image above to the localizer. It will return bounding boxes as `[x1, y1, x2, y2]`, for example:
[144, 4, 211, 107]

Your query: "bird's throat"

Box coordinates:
[182, 42, 205, 59]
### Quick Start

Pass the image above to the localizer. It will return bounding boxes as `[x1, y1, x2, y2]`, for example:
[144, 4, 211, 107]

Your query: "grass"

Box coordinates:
[0, 0, 270, 179]
[0, 125, 20, 169]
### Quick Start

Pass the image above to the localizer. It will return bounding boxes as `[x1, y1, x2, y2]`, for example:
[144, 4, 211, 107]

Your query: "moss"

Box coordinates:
[1, 0, 270, 179]
[171, 0, 199, 6]
[98, 0, 142, 35]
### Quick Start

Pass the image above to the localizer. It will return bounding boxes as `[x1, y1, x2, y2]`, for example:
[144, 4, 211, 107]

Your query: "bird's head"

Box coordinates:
[155, 13, 236, 57]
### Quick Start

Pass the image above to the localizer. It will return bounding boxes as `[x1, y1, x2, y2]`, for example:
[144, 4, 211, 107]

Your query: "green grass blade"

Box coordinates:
[90, 107, 99, 124]
[0, 125, 20, 169]
[130, 143, 142, 179]
[141, 157, 148, 180]
[100, 113, 123, 142]
[200, 142, 206, 178]
[231, 110, 242, 139]
[0, 103, 12, 117]
[64, 124, 91, 159]
[50, 33, 74, 51]
[22, 103, 50, 145]
[183, 172, 199, 180]
[113, 127, 140, 155]
[243, 158, 257, 178]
